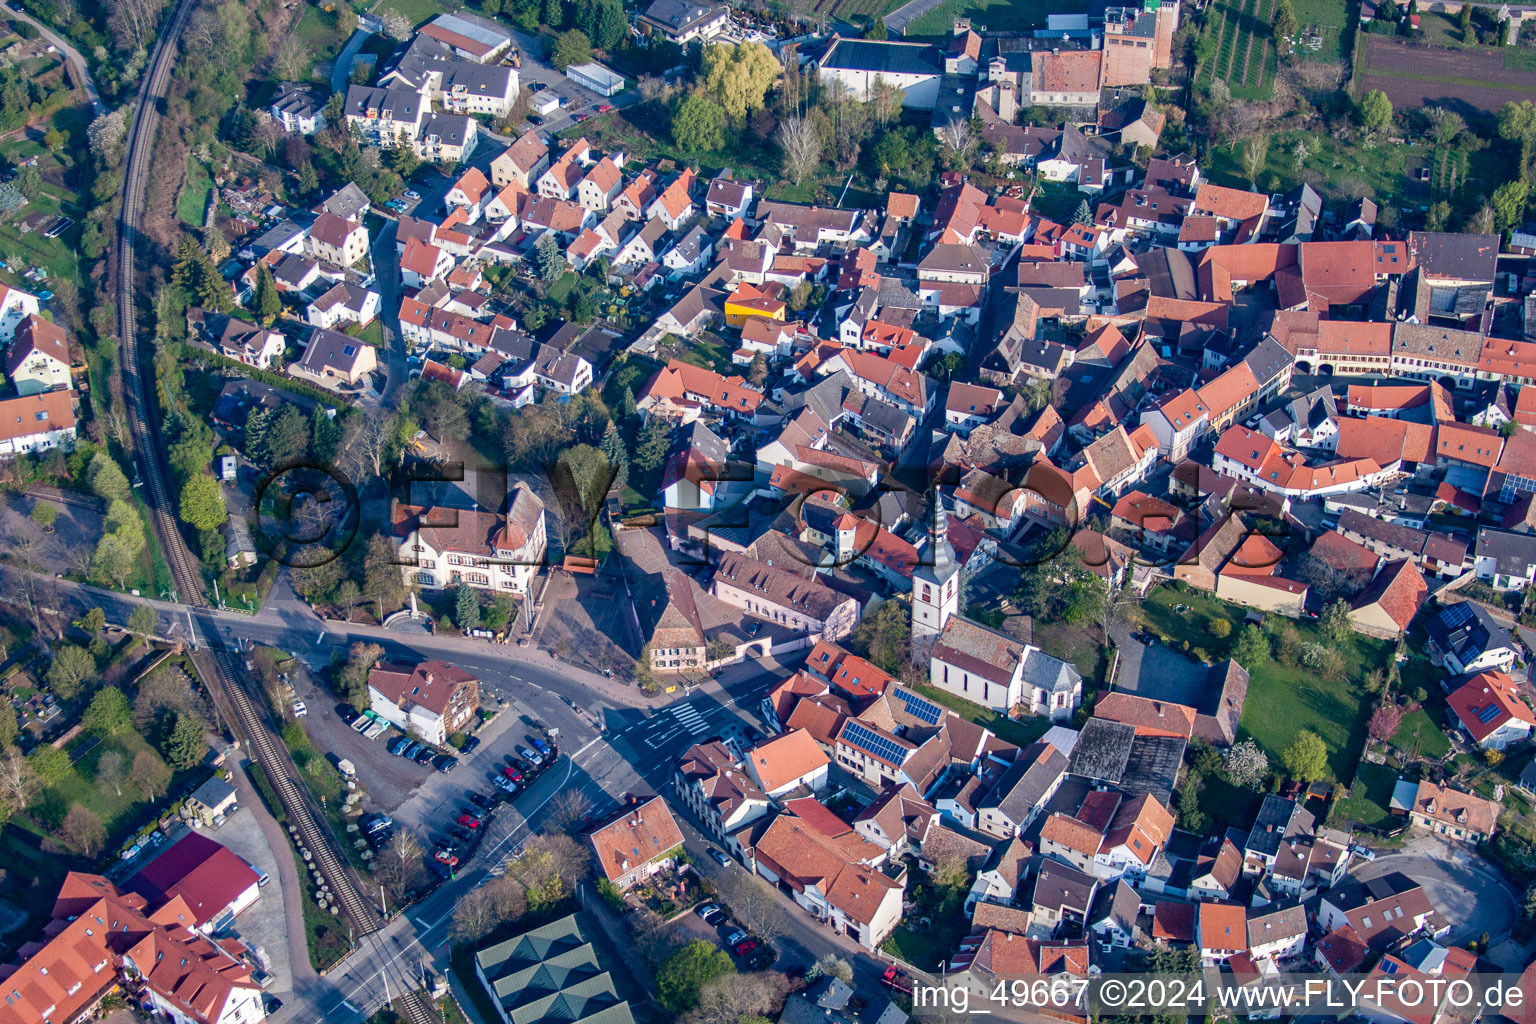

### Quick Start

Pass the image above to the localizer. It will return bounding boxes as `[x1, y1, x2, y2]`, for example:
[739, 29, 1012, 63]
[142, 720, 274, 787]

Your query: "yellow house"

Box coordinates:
[724, 282, 786, 328]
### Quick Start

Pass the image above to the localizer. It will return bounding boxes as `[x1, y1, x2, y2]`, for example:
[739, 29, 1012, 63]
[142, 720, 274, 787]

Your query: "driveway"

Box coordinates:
[1345, 834, 1517, 950]
[0, 2, 101, 113]
[1108, 624, 1208, 706]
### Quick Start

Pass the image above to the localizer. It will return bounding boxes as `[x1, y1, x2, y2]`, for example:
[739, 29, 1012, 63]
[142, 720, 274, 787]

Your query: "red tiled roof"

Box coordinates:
[1448, 670, 1536, 743]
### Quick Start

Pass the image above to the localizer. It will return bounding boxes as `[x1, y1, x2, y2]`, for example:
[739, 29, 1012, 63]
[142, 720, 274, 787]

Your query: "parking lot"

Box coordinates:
[675, 896, 777, 972]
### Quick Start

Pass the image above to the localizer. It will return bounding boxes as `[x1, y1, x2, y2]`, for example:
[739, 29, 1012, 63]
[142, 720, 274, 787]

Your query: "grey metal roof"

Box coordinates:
[820, 38, 943, 77]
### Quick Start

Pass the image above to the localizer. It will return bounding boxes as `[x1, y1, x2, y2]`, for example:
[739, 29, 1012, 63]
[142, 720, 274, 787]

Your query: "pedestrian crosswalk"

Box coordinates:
[639, 700, 711, 749]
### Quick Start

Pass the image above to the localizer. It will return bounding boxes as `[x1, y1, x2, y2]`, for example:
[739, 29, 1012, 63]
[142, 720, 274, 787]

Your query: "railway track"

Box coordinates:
[110, 8, 438, 1024]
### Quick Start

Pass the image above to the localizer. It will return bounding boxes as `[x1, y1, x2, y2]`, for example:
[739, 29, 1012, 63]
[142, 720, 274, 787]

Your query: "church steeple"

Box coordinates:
[912, 494, 960, 638]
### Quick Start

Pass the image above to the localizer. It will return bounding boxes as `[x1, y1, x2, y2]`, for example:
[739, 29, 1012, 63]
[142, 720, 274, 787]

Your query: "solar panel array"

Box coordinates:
[896, 688, 944, 726]
[1478, 704, 1502, 724]
[1441, 603, 1473, 627]
[842, 721, 908, 765]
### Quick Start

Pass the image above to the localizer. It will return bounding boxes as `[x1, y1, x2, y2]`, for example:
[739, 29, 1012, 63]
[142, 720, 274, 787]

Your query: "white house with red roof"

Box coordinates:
[392, 483, 547, 598]
[743, 728, 831, 798]
[367, 659, 481, 745]
[0, 282, 40, 342]
[1448, 670, 1536, 750]
[586, 796, 685, 889]
[4, 313, 71, 394]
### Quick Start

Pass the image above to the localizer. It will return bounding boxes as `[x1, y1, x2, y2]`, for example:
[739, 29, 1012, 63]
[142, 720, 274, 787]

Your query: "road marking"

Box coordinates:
[573, 736, 600, 758]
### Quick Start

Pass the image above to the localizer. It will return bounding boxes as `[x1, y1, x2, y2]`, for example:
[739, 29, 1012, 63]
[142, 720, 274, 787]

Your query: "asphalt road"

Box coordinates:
[5, 565, 817, 1023]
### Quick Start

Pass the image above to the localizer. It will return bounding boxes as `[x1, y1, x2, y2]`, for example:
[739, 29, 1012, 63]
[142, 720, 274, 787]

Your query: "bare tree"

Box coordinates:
[776, 116, 822, 186]
[545, 789, 594, 835]
[938, 117, 976, 169]
[62, 806, 107, 856]
[0, 749, 36, 811]
[344, 408, 395, 479]
[272, 36, 307, 81]
[107, 0, 167, 51]
[95, 750, 125, 796]
[1241, 134, 1270, 186]
[451, 886, 499, 942]
[683, 972, 791, 1024]
[377, 829, 425, 898]
[130, 750, 171, 801]
[712, 869, 786, 941]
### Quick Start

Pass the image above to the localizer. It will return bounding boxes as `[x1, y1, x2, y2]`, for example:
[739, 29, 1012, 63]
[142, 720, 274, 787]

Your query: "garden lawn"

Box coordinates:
[1196, 774, 1263, 835]
[179, 157, 212, 227]
[914, 683, 1052, 748]
[376, 0, 452, 29]
[25, 728, 193, 844]
[1391, 708, 1452, 762]
[904, 0, 1082, 36]
[1136, 585, 1244, 659]
[1031, 619, 1110, 688]
[1239, 632, 1385, 782]
[1204, 129, 1427, 210]
[1291, 0, 1354, 63]
[1333, 760, 1398, 828]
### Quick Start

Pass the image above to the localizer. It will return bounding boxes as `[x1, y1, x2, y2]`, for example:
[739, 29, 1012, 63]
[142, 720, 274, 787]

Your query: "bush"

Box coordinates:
[596, 878, 626, 911]
[1208, 618, 1232, 639]
[449, 732, 466, 749]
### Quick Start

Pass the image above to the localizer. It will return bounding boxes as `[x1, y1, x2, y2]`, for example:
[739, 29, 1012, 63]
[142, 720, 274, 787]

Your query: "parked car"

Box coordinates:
[702, 907, 726, 925]
[694, 903, 720, 920]
[463, 736, 481, 754]
[596, 103, 613, 112]
[388, 737, 412, 756]
[529, 114, 545, 125]
[531, 737, 552, 757]
[434, 849, 459, 867]
[573, 113, 590, 122]
[881, 966, 915, 995]
[494, 776, 518, 795]
[447, 824, 473, 842]
[726, 930, 749, 947]
[517, 746, 544, 766]
[510, 756, 533, 773]
[335, 703, 359, 724]
[708, 848, 731, 867]
[401, 741, 424, 760]
[503, 766, 524, 783]
[436, 755, 459, 773]
[457, 813, 481, 829]
[291, 701, 307, 717]
[468, 792, 494, 810]
[404, 189, 421, 200]
[732, 939, 756, 956]
[415, 747, 437, 766]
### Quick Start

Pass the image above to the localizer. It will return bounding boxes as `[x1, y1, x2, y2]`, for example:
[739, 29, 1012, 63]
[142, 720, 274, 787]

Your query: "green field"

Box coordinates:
[1333, 760, 1399, 828]
[1290, 0, 1353, 63]
[376, 0, 455, 29]
[1202, 0, 1279, 99]
[1391, 707, 1452, 762]
[914, 683, 1054, 749]
[179, 157, 212, 227]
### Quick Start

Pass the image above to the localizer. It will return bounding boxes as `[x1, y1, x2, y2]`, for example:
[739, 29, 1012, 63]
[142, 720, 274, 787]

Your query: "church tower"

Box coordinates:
[912, 498, 960, 638]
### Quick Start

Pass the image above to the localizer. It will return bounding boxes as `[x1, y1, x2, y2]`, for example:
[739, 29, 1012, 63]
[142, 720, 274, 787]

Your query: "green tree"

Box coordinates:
[1360, 89, 1394, 131]
[30, 502, 57, 533]
[180, 475, 228, 533]
[599, 420, 629, 492]
[700, 41, 780, 122]
[298, 160, 319, 196]
[82, 686, 132, 736]
[90, 534, 136, 590]
[632, 419, 671, 475]
[671, 94, 727, 151]
[1459, 0, 1473, 37]
[535, 234, 566, 282]
[657, 940, 735, 1012]
[311, 407, 344, 463]
[1272, 0, 1297, 50]
[1499, 100, 1536, 181]
[456, 586, 482, 630]
[28, 746, 74, 788]
[164, 712, 209, 769]
[1281, 730, 1328, 782]
[86, 453, 130, 501]
[550, 28, 592, 71]
[1232, 624, 1270, 667]
[391, 143, 421, 178]
[846, 598, 910, 674]
[47, 644, 96, 700]
[253, 264, 281, 324]
[106, 498, 146, 556]
[1318, 598, 1353, 644]
[867, 16, 887, 38]
[1493, 179, 1530, 231]
[77, 608, 107, 634]
[1208, 618, 1232, 639]
[128, 604, 159, 637]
